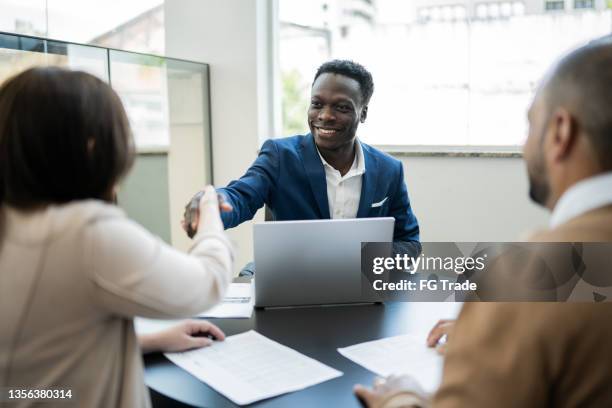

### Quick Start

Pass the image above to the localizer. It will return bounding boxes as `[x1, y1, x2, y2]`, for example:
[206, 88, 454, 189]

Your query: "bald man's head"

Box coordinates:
[543, 36, 612, 170]
[524, 36, 612, 209]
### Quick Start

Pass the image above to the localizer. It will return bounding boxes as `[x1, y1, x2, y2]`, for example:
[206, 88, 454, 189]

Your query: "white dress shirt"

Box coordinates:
[317, 140, 366, 219]
[550, 171, 612, 228]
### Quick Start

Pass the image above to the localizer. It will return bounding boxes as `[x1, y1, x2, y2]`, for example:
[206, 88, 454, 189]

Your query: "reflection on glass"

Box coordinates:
[0, 32, 213, 249]
[165, 59, 212, 250]
[0, 32, 211, 155]
[0, 33, 107, 86]
[109, 50, 169, 149]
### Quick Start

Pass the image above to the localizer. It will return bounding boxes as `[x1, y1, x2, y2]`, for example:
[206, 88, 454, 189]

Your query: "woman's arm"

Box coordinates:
[85, 186, 234, 319]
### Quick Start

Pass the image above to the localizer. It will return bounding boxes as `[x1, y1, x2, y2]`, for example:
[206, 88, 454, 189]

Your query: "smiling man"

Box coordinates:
[185, 60, 420, 259]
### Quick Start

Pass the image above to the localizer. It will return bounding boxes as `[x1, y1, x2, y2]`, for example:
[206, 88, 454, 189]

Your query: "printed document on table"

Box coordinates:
[165, 330, 342, 405]
[198, 283, 254, 318]
[337, 334, 443, 393]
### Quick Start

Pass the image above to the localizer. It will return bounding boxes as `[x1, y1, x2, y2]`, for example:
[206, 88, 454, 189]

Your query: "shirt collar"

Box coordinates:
[550, 172, 612, 228]
[317, 139, 366, 176]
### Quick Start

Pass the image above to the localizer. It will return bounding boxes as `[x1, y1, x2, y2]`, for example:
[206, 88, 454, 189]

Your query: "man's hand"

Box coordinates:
[139, 320, 226, 354]
[182, 188, 232, 238]
[354, 375, 427, 408]
[426, 319, 455, 355]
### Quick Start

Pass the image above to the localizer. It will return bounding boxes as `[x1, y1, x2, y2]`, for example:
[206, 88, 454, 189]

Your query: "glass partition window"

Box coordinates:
[109, 51, 170, 150]
[0, 33, 211, 152]
[0, 32, 212, 249]
[278, 0, 612, 148]
[0, 33, 108, 83]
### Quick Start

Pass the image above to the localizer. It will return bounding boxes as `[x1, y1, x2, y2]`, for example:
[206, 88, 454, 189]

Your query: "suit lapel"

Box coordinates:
[357, 143, 378, 218]
[299, 134, 331, 219]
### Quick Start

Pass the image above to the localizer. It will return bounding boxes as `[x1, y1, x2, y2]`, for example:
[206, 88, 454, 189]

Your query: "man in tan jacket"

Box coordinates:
[355, 37, 612, 407]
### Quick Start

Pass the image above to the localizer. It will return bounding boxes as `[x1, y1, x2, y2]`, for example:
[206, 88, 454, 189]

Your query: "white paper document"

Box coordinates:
[198, 283, 254, 318]
[165, 330, 342, 405]
[338, 334, 443, 393]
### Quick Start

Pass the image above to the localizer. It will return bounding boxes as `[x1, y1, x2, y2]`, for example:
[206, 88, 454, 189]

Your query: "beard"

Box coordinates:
[526, 116, 551, 207]
[527, 151, 550, 206]
[528, 174, 550, 206]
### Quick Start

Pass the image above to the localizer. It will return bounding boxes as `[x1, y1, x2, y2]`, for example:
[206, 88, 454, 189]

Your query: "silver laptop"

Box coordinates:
[254, 217, 394, 307]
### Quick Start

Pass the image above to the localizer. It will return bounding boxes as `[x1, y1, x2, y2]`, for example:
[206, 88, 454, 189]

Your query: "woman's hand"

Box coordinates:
[139, 319, 226, 354]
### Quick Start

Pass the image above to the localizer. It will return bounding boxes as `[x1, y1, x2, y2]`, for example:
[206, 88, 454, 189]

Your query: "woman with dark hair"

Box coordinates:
[0, 67, 233, 407]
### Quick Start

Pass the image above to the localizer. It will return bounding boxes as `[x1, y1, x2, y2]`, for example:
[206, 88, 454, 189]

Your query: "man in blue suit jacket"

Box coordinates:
[218, 133, 419, 244]
[185, 60, 420, 259]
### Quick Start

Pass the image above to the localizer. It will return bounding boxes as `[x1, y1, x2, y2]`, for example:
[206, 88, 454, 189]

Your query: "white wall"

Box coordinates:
[165, 0, 270, 274]
[400, 155, 549, 241]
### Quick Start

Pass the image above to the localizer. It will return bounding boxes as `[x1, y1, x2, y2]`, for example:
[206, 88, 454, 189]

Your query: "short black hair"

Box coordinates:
[0, 67, 134, 209]
[545, 36, 612, 170]
[313, 60, 374, 105]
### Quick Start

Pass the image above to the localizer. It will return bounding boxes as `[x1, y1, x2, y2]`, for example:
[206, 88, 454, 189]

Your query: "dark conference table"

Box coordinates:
[141, 301, 459, 408]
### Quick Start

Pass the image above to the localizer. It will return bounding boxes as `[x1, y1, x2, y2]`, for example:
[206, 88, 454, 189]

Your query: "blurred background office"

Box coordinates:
[1, 0, 609, 273]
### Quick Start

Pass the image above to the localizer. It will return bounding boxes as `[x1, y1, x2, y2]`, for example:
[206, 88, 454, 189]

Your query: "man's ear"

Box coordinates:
[548, 107, 576, 163]
[360, 106, 368, 123]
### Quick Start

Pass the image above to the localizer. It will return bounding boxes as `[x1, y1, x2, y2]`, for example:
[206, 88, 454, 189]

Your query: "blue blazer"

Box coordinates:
[218, 134, 420, 243]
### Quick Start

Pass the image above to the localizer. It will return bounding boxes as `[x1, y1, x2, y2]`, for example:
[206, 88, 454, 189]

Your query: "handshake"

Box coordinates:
[181, 187, 233, 238]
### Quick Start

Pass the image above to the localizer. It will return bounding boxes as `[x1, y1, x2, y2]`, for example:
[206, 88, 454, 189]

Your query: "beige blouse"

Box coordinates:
[0, 199, 233, 407]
